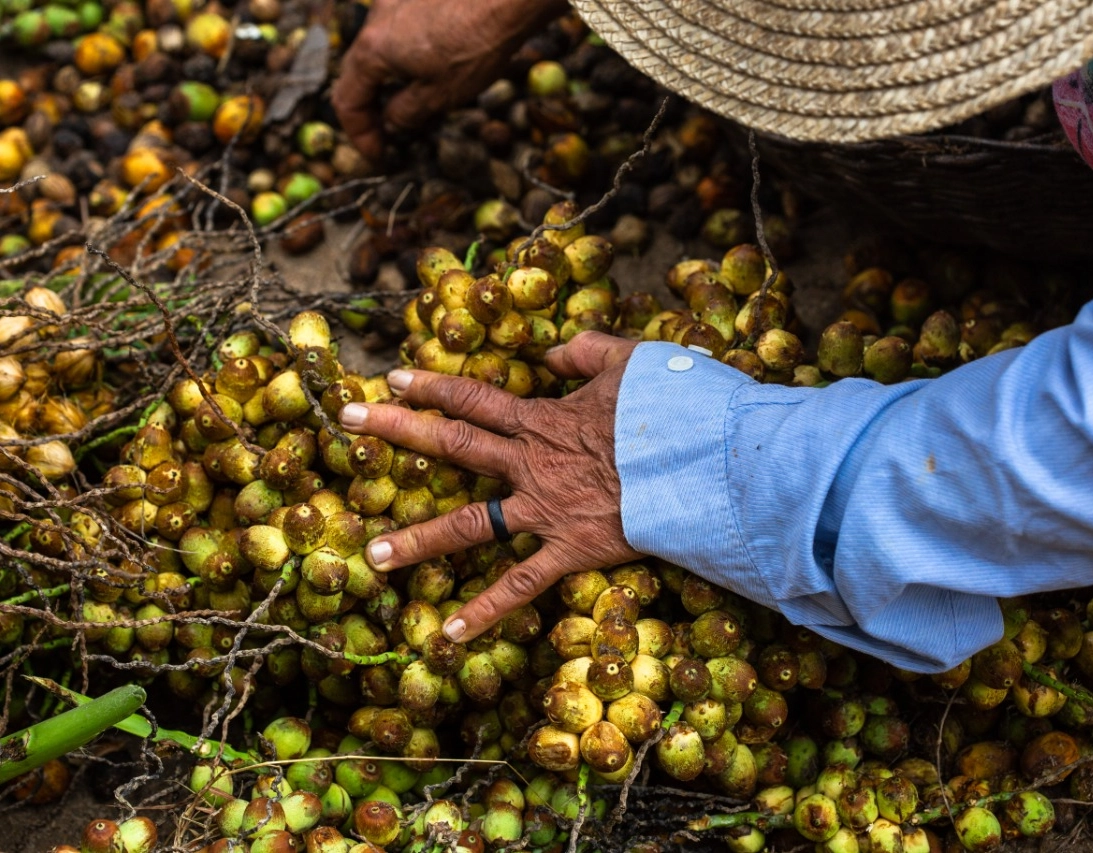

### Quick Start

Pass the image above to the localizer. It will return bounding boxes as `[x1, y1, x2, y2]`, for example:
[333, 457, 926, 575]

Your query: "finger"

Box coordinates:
[544, 331, 637, 380]
[331, 37, 387, 162]
[339, 400, 512, 478]
[442, 548, 567, 643]
[362, 499, 507, 571]
[383, 80, 451, 133]
[380, 369, 527, 435]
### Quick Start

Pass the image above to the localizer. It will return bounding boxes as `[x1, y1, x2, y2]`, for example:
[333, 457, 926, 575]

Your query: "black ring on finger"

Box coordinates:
[486, 497, 512, 543]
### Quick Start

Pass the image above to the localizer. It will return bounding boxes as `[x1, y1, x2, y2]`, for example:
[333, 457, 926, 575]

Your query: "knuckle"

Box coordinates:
[443, 378, 494, 414]
[441, 503, 493, 544]
[501, 563, 543, 602]
[434, 418, 479, 461]
[392, 524, 428, 555]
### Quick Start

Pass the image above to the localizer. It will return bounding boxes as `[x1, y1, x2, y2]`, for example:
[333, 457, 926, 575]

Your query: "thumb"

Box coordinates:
[442, 551, 566, 643]
[545, 331, 637, 380]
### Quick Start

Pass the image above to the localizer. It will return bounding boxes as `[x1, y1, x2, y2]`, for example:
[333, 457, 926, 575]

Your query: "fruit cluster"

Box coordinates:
[15, 202, 1093, 853]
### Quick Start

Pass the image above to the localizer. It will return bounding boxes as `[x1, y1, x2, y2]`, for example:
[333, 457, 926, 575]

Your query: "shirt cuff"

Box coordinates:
[613, 342, 1003, 673]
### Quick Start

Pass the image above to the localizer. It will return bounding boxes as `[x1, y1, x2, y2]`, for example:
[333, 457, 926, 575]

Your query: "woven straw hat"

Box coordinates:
[569, 0, 1093, 142]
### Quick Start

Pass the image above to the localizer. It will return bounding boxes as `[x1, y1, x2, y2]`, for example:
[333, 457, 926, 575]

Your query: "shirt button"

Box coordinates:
[667, 355, 694, 372]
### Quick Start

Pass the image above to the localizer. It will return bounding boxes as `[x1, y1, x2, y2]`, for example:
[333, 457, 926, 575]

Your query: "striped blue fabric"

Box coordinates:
[614, 302, 1093, 672]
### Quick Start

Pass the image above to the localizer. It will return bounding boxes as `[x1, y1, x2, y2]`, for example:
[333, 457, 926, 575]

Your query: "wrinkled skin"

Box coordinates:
[332, 0, 570, 162]
[340, 332, 642, 643]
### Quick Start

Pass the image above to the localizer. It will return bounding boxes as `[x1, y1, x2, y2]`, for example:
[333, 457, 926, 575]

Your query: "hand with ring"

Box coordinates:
[338, 331, 643, 644]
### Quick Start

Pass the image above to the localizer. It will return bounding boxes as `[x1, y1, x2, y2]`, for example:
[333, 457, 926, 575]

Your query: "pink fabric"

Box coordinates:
[1053, 66, 1093, 170]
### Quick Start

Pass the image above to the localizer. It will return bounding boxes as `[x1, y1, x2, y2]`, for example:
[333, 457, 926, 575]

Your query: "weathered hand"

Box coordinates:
[332, 0, 569, 162]
[339, 332, 642, 643]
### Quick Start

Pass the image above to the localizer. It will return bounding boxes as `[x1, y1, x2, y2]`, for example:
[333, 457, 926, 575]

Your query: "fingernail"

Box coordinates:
[387, 369, 414, 393]
[340, 403, 368, 427]
[545, 345, 564, 358]
[443, 618, 466, 642]
[368, 540, 392, 567]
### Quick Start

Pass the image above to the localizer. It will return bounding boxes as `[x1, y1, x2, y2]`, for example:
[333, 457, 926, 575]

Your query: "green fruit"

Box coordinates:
[457, 651, 502, 705]
[398, 660, 443, 711]
[216, 797, 248, 838]
[817, 321, 865, 377]
[779, 735, 818, 790]
[114, 817, 156, 853]
[720, 244, 766, 296]
[1003, 790, 1055, 837]
[690, 610, 741, 657]
[656, 722, 705, 781]
[251, 192, 288, 227]
[713, 742, 758, 800]
[190, 761, 233, 806]
[915, 310, 961, 364]
[792, 793, 840, 843]
[285, 750, 332, 796]
[972, 637, 1024, 690]
[835, 785, 878, 832]
[875, 775, 918, 823]
[527, 60, 567, 97]
[482, 802, 523, 847]
[319, 782, 353, 826]
[860, 715, 910, 761]
[954, 806, 1002, 852]
[280, 790, 324, 834]
[240, 798, 287, 836]
[863, 335, 913, 384]
[297, 121, 335, 158]
[283, 172, 323, 208]
[262, 716, 311, 760]
[865, 818, 903, 853]
[301, 548, 349, 594]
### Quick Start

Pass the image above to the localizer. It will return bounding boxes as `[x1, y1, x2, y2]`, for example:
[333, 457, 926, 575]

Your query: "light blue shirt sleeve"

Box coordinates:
[614, 301, 1093, 673]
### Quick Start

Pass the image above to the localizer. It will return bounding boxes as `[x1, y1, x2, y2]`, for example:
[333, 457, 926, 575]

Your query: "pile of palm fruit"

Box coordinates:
[1, 1, 1093, 852]
[3, 194, 1091, 853]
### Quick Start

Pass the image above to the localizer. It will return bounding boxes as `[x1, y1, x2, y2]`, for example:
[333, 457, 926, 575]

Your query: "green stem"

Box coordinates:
[1022, 660, 1093, 708]
[661, 700, 685, 729]
[687, 812, 793, 832]
[577, 761, 589, 813]
[910, 791, 1017, 826]
[137, 398, 164, 428]
[36, 638, 73, 653]
[2, 522, 30, 542]
[344, 651, 418, 666]
[24, 677, 257, 764]
[2, 584, 70, 607]
[74, 425, 140, 460]
[0, 683, 146, 783]
[463, 241, 481, 272]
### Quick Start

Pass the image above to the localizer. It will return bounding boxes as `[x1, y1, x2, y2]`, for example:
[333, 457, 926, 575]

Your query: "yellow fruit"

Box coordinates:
[0, 79, 28, 126]
[120, 148, 171, 193]
[74, 33, 127, 76]
[186, 12, 231, 58]
[212, 95, 265, 145]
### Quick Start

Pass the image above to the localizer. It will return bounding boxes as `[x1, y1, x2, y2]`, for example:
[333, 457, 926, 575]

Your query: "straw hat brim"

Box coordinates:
[570, 0, 1093, 141]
